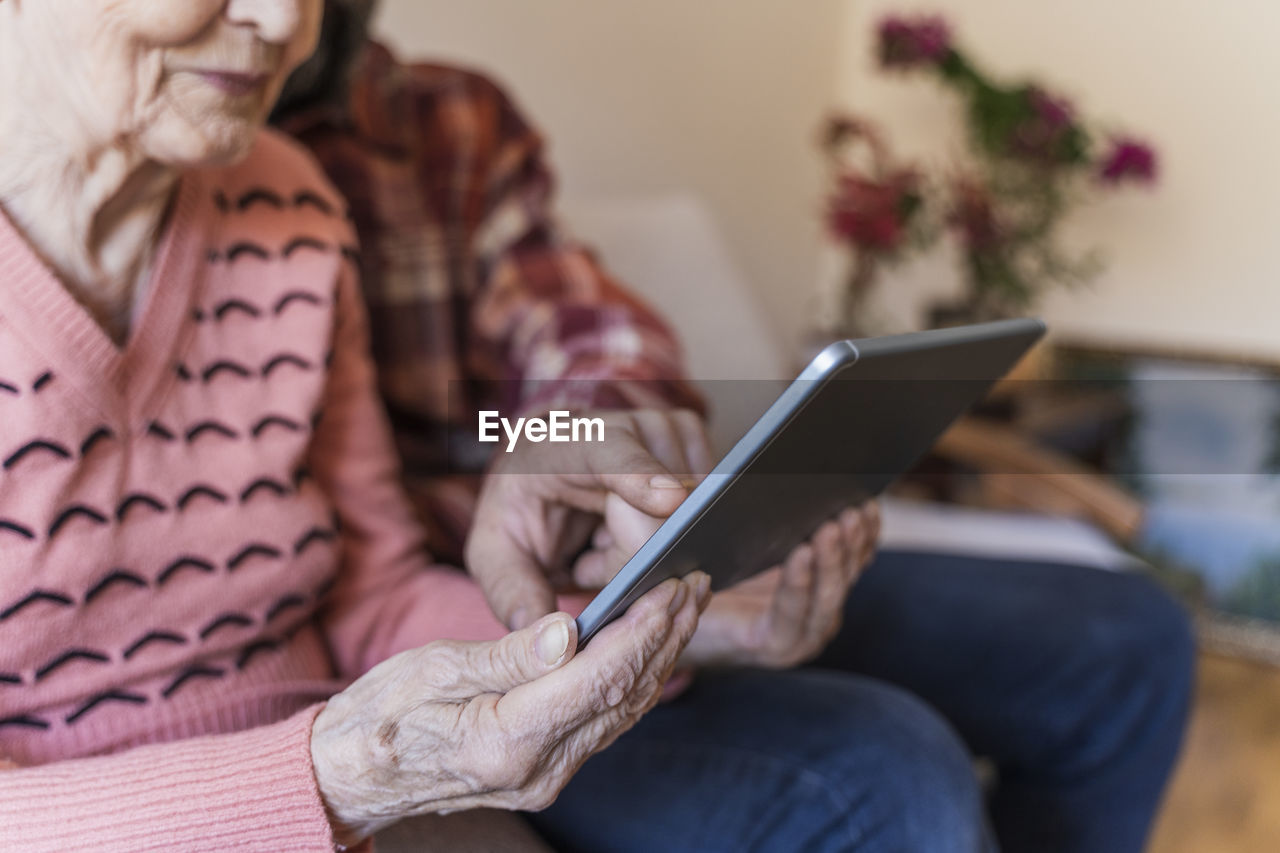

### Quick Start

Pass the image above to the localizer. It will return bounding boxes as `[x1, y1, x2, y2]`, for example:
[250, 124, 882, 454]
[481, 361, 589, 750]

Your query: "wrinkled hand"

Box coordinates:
[310, 574, 710, 846]
[683, 502, 880, 669]
[466, 409, 712, 629]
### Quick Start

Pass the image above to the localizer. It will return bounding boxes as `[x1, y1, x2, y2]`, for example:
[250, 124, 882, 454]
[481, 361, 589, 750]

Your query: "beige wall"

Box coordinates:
[374, 0, 845, 358]
[837, 0, 1280, 360]
[375, 1, 1280, 361]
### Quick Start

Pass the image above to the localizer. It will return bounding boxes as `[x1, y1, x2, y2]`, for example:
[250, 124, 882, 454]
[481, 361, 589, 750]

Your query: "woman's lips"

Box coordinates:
[196, 71, 269, 97]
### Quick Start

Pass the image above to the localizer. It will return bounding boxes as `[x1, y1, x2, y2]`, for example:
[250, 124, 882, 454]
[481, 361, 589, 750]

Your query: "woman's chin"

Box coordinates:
[145, 118, 263, 169]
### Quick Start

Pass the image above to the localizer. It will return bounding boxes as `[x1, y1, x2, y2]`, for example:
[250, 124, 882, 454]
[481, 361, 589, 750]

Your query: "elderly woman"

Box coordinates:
[0, 1, 725, 848]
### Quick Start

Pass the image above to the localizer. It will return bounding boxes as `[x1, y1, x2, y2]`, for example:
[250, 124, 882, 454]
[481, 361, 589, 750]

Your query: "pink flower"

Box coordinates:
[878, 15, 952, 69]
[827, 171, 921, 253]
[1099, 138, 1158, 185]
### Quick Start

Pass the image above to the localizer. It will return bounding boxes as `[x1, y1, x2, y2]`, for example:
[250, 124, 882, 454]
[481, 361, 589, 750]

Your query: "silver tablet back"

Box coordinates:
[576, 317, 1046, 644]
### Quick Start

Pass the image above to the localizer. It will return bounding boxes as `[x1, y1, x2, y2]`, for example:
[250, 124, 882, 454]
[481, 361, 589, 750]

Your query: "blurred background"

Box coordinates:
[378, 0, 1280, 361]
[372, 2, 1280, 849]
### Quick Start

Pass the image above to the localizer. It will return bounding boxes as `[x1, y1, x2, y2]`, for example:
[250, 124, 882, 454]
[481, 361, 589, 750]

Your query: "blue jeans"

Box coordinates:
[529, 552, 1194, 853]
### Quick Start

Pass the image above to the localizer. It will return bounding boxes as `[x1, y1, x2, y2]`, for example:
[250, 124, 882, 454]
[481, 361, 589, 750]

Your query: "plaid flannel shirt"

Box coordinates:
[280, 42, 704, 563]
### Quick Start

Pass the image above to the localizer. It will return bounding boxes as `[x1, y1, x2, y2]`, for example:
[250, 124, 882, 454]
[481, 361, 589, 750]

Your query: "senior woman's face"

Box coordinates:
[4, 0, 323, 165]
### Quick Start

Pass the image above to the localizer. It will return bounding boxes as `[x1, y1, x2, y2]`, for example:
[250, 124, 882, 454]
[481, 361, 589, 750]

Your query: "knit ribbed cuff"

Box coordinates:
[0, 704, 335, 852]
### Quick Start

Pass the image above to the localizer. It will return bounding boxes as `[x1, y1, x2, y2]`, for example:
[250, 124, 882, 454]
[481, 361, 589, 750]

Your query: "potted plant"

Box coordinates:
[819, 14, 1160, 332]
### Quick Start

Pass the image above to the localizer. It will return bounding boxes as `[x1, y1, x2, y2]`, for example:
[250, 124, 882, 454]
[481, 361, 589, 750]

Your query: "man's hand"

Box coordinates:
[576, 490, 882, 670]
[465, 409, 713, 629]
[681, 503, 880, 669]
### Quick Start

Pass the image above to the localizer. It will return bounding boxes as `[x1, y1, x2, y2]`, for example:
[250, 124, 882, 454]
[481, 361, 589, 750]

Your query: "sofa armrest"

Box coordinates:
[932, 418, 1146, 546]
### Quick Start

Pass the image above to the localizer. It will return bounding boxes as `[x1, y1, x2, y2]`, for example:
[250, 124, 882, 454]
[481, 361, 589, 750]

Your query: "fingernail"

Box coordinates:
[650, 475, 685, 490]
[509, 607, 530, 631]
[668, 582, 690, 616]
[536, 619, 570, 666]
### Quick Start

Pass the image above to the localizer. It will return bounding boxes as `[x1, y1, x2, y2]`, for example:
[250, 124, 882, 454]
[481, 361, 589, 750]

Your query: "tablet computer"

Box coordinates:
[575, 317, 1046, 645]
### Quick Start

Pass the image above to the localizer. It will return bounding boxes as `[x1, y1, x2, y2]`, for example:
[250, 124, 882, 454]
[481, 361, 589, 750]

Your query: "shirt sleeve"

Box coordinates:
[463, 78, 707, 419]
[310, 264, 515, 679]
[0, 706, 335, 852]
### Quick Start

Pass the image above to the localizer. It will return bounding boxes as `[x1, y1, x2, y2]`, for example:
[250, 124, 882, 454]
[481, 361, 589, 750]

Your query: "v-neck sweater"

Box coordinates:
[0, 130, 513, 850]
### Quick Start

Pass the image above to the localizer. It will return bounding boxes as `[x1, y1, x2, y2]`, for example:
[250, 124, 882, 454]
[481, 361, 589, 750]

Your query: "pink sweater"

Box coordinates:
[0, 131, 517, 850]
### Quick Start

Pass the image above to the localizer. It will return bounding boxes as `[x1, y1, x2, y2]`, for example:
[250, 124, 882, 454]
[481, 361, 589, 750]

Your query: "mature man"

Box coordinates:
[273, 4, 1194, 851]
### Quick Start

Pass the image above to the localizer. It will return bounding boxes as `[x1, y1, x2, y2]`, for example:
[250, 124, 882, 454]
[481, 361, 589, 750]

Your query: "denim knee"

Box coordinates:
[797, 675, 993, 853]
[1038, 571, 1195, 779]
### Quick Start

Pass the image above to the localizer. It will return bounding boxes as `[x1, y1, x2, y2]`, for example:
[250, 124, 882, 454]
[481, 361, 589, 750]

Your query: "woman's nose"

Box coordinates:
[225, 0, 303, 44]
